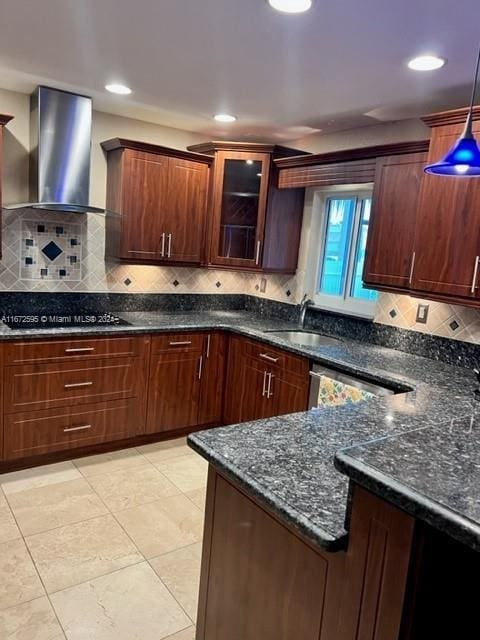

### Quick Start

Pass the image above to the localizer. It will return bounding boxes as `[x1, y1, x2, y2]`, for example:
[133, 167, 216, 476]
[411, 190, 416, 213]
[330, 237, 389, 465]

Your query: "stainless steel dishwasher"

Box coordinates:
[309, 363, 396, 408]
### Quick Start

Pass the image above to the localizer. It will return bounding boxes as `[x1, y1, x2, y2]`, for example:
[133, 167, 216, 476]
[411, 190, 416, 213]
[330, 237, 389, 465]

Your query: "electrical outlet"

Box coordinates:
[260, 278, 267, 293]
[416, 304, 429, 324]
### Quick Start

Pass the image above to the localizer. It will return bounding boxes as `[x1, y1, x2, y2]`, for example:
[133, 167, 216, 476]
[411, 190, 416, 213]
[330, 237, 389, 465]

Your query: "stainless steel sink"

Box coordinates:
[265, 330, 340, 347]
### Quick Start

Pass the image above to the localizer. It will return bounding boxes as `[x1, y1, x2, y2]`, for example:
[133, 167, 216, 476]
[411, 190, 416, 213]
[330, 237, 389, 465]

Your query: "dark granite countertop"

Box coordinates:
[1, 308, 478, 552]
[335, 412, 480, 551]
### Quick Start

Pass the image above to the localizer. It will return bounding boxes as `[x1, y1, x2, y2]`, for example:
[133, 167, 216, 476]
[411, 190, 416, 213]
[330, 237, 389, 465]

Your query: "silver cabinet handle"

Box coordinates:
[198, 355, 203, 380]
[262, 370, 267, 397]
[267, 373, 274, 398]
[167, 233, 172, 258]
[255, 240, 261, 265]
[64, 381, 93, 389]
[259, 353, 279, 363]
[160, 232, 166, 257]
[206, 334, 211, 359]
[65, 347, 95, 353]
[63, 424, 92, 433]
[169, 340, 192, 346]
[409, 252, 416, 285]
[472, 256, 480, 293]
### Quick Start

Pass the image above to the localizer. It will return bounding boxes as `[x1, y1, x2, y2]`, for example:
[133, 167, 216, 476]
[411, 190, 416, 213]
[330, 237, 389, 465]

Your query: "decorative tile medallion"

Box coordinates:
[20, 219, 82, 281]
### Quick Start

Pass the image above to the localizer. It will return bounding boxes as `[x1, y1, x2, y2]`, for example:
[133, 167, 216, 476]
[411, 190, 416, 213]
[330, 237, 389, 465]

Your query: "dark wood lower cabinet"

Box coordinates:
[198, 332, 227, 425]
[0, 331, 308, 464]
[197, 472, 417, 640]
[3, 399, 140, 459]
[146, 349, 203, 433]
[223, 335, 310, 424]
[146, 331, 227, 434]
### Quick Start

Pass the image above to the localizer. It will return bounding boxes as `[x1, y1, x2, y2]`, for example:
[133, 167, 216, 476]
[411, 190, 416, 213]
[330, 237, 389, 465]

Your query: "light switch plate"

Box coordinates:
[416, 304, 429, 324]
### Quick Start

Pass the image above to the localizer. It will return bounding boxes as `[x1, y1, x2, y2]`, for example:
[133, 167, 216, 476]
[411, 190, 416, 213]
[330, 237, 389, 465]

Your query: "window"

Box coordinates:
[314, 192, 378, 317]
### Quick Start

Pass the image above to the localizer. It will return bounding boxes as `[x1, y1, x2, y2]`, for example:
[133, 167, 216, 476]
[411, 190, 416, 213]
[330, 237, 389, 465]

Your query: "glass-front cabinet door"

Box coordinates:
[210, 151, 271, 268]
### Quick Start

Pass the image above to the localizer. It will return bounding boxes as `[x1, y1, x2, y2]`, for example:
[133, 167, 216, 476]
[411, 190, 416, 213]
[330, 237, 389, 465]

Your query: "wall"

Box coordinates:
[1, 86, 479, 345]
[290, 118, 429, 154]
[0, 207, 298, 301]
[0, 86, 297, 302]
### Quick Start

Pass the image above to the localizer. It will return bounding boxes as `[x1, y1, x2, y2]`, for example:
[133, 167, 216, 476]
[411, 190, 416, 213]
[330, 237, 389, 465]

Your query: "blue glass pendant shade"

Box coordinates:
[425, 45, 480, 177]
[424, 133, 480, 176]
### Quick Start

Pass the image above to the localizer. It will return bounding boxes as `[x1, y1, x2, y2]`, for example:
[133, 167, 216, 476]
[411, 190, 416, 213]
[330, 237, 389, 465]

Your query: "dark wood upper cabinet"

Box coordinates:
[102, 138, 212, 265]
[363, 152, 427, 291]
[411, 119, 480, 299]
[166, 157, 209, 262]
[0, 114, 14, 259]
[187, 142, 306, 273]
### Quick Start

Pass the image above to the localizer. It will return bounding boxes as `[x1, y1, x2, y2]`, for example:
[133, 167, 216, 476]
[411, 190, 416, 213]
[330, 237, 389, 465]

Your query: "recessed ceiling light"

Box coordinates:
[267, 0, 313, 13]
[105, 83, 132, 95]
[407, 55, 446, 71]
[213, 113, 237, 123]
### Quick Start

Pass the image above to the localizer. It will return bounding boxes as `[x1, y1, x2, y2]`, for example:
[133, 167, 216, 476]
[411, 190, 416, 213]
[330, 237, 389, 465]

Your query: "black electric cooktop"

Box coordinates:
[2, 315, 133, 330]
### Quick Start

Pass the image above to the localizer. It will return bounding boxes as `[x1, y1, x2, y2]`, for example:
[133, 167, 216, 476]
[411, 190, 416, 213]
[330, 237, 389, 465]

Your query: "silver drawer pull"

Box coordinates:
[267, 372, 274, 398]
[169, 340, 192, 346]
[63, 424, 92, 433]
[255, 240, 261, 265]
[160, 232, 166, 257]
[65, 347, 95, 353]
[472, 256, 480, 293]
[409, 252, 416, 285]
[259, 353, 279, 363]
[64, 381, 94, 389]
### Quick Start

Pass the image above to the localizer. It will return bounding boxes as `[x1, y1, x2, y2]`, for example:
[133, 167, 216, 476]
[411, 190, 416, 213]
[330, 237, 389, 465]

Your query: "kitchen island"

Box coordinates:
[189, 357, 480, 639]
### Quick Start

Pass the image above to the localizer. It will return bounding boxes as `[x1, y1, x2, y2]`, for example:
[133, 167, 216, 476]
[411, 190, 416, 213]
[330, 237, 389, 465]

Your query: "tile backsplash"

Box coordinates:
[2, 208, 480, 346]
[375, 291, 480, 345]
[0, 208, 299, 302]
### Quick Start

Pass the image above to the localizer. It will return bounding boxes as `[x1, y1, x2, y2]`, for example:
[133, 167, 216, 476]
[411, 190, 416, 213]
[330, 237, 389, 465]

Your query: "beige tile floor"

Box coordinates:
[0, 438, 207, 640]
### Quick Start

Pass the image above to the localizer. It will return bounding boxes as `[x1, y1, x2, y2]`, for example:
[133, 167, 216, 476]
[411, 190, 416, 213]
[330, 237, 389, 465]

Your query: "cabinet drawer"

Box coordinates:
[243, 339, 308, 376]
[4, 357, 142, 413]
[151, 332, 205, 354]
[4, 335, 148, 365]
[3, 399, 140, 459]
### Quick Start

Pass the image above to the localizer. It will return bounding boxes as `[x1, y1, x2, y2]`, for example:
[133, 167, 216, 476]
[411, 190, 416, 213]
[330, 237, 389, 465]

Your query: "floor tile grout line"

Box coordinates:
[19, 532, 69, 637]
[72, 451, 156, 479]
[146, 557, 197, 627]
[83, 473, 183, 515]
[46, 557, 147, 598]
[10, 503, 110, 540]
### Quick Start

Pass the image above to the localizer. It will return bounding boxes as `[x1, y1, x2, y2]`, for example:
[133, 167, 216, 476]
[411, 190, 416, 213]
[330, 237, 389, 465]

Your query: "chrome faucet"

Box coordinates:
[298, 294, 314, 328]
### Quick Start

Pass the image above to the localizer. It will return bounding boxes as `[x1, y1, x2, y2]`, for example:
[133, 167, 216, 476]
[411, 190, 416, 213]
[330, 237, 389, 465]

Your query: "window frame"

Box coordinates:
[309, 186, 377, 319]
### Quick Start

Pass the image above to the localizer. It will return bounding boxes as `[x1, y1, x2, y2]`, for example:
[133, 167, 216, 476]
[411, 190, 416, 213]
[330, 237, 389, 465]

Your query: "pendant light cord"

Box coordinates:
[465, 45, 480, 137]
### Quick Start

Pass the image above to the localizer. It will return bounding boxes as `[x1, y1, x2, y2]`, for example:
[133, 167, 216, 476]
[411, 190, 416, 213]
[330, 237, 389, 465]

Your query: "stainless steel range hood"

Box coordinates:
[6, 86, 104, 213]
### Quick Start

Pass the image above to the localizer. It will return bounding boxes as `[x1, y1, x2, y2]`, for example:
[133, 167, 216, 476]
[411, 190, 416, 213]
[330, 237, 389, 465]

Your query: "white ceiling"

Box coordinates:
[0, 0, 478, 141]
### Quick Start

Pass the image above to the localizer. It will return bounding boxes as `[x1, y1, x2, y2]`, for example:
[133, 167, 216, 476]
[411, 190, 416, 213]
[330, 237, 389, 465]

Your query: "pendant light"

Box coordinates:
[425, 46, 480, 177]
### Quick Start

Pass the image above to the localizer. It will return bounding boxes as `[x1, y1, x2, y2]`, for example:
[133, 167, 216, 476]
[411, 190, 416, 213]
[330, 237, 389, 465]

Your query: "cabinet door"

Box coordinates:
[121, 150, 169, 260]
[164, 157, 209, 263]
[239, 359, 276, 422]
[146, 350, 202, 433]
[198, 332, 227, 425]
[270, 370, 309, 417]
[210, 151, 271, 269]
[412, 123, 480, 298]
[363, 153, 427, 290]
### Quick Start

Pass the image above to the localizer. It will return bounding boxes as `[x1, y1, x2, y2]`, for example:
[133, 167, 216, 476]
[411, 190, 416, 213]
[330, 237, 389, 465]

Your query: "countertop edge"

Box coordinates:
[334, 449, 480, 552]
[188, 434, 349, 553]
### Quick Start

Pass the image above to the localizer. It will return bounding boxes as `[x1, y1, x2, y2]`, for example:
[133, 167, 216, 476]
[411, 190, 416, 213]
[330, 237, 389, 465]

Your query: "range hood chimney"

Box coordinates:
[6, 86, 103, 213]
